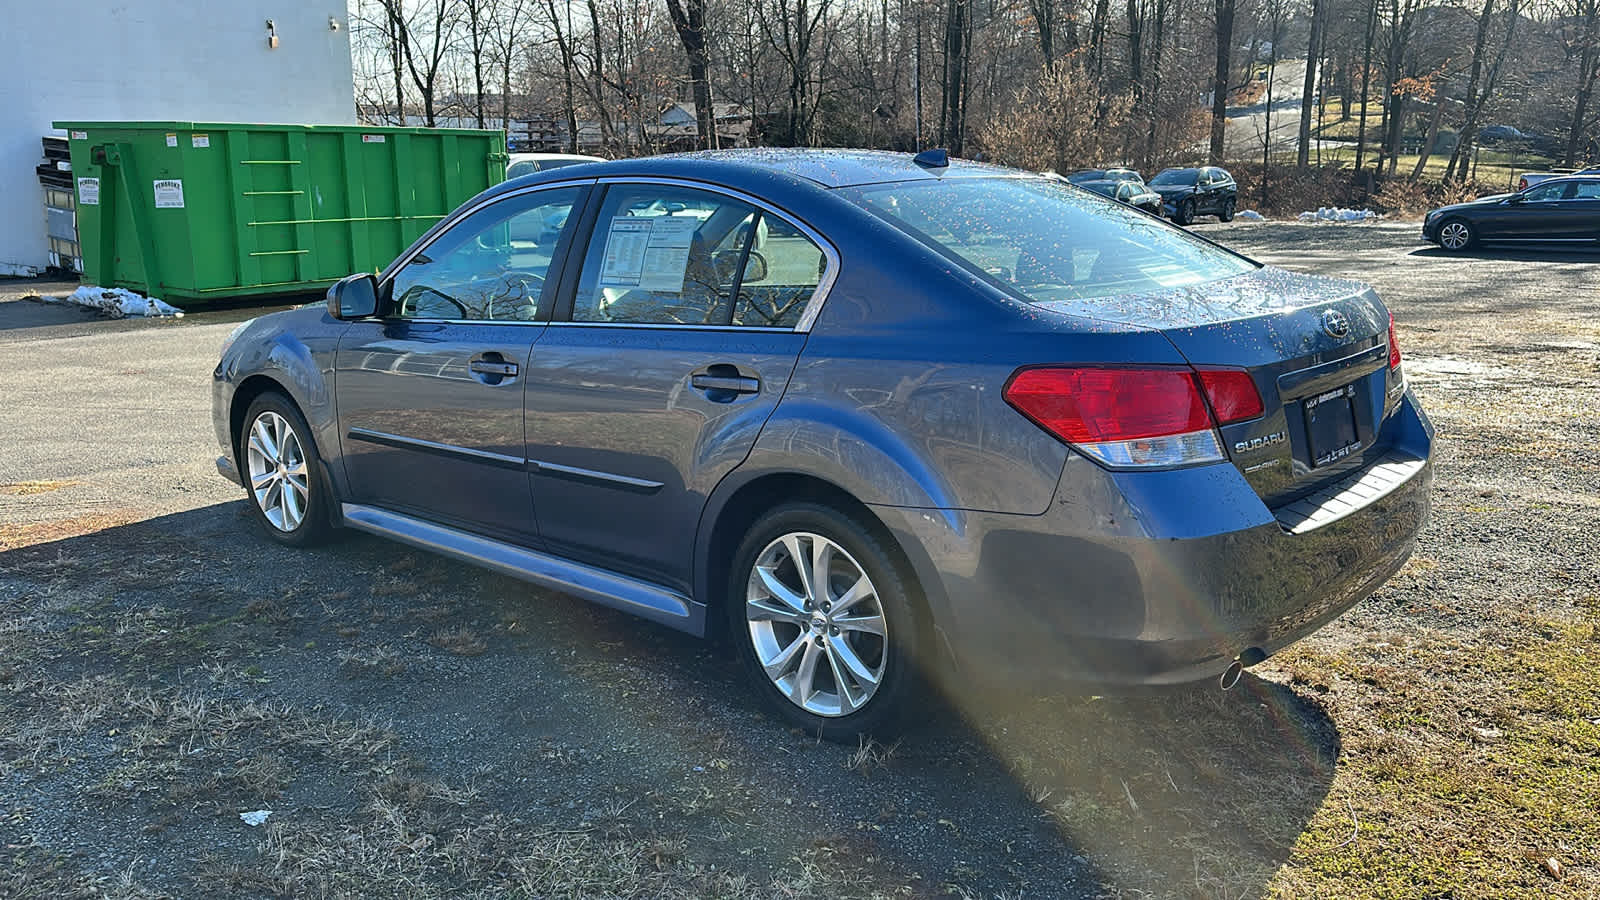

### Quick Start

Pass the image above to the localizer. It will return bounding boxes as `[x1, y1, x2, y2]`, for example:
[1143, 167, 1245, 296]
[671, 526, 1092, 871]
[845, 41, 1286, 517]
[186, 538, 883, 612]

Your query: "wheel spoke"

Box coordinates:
[250, 470, 277, 491]
[827, 636, 880, 687]
[823, 641, 864, 713]
[834, 611, 886, 636]
[280, 477, 302, 526]
[747, 596, 807, 624]
[762, 632, 808, 680]
[755, 564, 807, 614]
[786, 639, 821, 705]
[250, 420, 278, 462]
[810, 538, 835, 606]
[782, 534, 816, 604]
[832, 574, 875, 614]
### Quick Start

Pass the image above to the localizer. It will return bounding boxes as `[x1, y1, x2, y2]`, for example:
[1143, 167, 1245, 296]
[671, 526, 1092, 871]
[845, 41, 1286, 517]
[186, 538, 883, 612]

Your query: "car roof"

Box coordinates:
[496, 148, 1024, 193]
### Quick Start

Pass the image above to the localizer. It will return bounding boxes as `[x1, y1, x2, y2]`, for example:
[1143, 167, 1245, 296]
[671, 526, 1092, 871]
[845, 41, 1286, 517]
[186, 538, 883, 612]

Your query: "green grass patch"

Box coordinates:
[1268, 617, 1599, 896]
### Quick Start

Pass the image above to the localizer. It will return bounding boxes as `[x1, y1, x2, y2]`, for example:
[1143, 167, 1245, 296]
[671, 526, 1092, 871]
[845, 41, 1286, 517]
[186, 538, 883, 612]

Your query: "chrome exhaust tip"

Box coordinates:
[1219, 660, 1244, 691]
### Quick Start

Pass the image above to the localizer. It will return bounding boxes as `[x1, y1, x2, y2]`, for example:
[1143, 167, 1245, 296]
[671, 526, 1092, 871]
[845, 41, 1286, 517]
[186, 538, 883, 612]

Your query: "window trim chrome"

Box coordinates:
[586, 175, 840, 333]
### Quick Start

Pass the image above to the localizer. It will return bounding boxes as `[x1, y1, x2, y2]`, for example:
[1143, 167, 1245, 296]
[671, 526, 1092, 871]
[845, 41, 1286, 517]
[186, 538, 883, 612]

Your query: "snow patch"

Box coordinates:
[44, 285, 184, 318]
[1235, 209, 1266, 221]
[1298, 207, 1383, 223]
[239, 810, 272, 827]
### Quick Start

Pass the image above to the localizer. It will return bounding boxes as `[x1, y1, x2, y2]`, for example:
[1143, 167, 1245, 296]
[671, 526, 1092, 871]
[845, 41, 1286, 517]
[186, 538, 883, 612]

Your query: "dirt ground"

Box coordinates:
[2, 222, 1597, 898]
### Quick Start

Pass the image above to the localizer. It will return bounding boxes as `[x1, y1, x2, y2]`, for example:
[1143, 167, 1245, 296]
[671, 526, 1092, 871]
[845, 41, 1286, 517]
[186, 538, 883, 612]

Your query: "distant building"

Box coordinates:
[0, 0, 355, 276]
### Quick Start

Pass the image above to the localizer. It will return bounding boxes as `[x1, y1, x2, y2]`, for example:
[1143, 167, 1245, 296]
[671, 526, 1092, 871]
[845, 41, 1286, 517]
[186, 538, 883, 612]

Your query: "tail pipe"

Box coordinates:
[1219, 647, 1268, 691]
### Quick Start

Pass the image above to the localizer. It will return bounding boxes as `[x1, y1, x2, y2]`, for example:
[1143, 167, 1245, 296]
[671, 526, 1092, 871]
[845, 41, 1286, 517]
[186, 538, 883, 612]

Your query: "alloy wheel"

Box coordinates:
[745, 532, 889, 717]
[245, 410, 310, 532]
[1439, 221, 1471, 250]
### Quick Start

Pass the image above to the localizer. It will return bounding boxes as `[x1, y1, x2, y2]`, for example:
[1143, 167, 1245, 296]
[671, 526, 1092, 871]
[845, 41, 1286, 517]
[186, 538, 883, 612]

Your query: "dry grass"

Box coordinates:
[428, 625, 487, 656]
[338, 643, 409, 678]
[0, 480, 79, 496]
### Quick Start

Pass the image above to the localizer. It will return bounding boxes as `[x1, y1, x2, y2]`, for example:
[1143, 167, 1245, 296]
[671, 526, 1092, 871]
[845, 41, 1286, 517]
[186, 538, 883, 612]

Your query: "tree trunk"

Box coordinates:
[1354, 0, 1376, 172]
[1210, 0, 1236, 164]
[666, 0, 716, 149]
[1296, 0, 1324, 167]
[1566, 0, 1599, 166]
[1411, 96, 1447, 177]
[1444, 0, 1496, 181]
[940, 0, 970, 153]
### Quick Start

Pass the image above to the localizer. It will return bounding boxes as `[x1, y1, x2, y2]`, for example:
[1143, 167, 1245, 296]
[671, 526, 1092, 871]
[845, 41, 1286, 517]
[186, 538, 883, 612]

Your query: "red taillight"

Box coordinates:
[1196, 369, 1265, 424]
[1003, 367, 1212, 443]
[1388, 312, 1402, 368]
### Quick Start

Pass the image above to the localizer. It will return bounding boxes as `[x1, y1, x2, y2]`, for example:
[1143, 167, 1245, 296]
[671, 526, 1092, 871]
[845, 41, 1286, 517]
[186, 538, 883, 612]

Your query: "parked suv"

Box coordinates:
[1150, 166, 1238, 225]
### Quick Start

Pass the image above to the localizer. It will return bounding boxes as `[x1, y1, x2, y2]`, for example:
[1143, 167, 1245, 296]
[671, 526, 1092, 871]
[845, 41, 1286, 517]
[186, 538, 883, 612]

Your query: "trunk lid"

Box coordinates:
[1035, 267, 1401, 506]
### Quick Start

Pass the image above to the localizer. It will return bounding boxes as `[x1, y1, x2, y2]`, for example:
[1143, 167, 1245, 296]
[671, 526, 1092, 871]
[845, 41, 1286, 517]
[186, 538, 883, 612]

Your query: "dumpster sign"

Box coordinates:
[153, 179, 184, 208]
[77, 178, 100, 206]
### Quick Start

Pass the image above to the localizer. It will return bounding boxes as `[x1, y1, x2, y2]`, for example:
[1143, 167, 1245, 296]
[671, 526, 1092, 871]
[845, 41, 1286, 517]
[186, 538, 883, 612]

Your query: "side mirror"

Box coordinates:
[327, 273, 380, 319]
[741, 250, 769, 284]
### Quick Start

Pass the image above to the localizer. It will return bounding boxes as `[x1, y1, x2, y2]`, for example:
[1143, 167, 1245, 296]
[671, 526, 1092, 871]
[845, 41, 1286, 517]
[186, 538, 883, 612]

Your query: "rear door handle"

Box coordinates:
[691, 373, 760, 394]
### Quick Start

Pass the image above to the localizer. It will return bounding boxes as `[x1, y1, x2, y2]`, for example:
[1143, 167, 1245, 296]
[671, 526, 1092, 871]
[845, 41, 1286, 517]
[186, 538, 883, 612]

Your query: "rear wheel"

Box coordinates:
[1219, 198, 1237, 222]
[1174, 199, 1196, 226]
[1438, 218, 1475, 251]
[727, 503, 923, 741]
[239, 393, 333, 547]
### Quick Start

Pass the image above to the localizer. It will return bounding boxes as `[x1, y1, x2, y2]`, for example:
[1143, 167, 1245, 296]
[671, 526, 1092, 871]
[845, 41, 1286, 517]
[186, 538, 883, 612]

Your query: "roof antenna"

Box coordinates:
[913, 148, 949, 168]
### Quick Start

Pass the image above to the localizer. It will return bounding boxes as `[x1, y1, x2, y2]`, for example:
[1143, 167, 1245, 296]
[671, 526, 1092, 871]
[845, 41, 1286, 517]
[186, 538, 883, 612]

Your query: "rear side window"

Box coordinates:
[568, 184, 825, 327]
[842, 177, 1256, 304]
[1571, 181, 1600, 199]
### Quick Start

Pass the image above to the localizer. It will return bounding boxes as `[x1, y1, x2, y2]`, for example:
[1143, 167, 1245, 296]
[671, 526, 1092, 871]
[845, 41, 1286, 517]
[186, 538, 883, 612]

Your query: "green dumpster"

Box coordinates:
[53, 121, 507, 303]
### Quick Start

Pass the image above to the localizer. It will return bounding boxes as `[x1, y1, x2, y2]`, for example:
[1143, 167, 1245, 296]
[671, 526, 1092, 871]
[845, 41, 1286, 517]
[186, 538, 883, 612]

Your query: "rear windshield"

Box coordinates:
[1150, 169, 1198, 185]
[841, 176, 1256, 303]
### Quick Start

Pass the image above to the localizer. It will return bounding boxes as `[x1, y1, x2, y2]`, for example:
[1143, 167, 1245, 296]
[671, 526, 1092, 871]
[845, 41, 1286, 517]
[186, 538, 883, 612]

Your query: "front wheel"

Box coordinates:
[727, 504, 923, 740]
[239, 393, 333, 547]
[1174, 199, 1196, 226]
[1437, 218, 1475, 252]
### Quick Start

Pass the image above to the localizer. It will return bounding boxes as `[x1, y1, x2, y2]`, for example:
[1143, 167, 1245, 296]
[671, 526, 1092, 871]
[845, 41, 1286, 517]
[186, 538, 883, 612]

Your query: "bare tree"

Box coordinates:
[667, 0, 717, 148]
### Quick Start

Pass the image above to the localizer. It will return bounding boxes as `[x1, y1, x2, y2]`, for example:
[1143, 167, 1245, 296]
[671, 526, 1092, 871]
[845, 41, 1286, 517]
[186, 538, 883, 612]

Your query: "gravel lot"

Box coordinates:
[2, 222, 1597, 898]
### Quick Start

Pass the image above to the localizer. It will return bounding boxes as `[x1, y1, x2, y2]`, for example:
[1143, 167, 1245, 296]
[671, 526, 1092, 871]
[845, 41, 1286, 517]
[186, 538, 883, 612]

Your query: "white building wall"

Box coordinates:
[0, 0, 355, 275]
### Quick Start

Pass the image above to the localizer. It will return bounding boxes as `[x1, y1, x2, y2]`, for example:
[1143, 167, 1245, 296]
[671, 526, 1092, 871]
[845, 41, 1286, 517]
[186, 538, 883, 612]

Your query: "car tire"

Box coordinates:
[238, 392, 334, 547]
[1174, 199, 1196, 226]
[726, 503, 924, 741]
[1437, 218, 1475, 252]
[1220, 198, 1237, 222]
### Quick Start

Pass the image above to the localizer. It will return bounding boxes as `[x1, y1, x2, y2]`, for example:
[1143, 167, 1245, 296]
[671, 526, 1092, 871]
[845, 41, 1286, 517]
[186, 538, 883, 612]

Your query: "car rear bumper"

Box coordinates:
[872, 389, 1433, 688]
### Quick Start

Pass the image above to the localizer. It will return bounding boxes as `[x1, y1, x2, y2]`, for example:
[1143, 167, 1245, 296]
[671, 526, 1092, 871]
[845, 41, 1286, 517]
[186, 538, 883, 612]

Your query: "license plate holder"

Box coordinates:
[1304, 384, 1361, 467]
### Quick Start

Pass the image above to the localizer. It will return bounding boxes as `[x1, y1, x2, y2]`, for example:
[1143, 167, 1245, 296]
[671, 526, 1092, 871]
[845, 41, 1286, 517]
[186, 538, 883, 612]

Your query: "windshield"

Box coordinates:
[842, 176, 1257, 304]
[1149, 169, 1197, 186]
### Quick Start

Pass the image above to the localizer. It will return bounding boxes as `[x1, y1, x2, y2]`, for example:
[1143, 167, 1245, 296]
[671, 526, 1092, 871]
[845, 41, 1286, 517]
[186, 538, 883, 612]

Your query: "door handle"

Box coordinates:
[691, 373, 760, 394]
[470, 360, 519, 377]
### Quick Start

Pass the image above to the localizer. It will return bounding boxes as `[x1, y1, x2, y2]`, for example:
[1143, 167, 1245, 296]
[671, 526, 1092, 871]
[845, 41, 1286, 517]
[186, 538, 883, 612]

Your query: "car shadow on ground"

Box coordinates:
[1409, 244, 1600, 262]
[0, 503, 1340, 897]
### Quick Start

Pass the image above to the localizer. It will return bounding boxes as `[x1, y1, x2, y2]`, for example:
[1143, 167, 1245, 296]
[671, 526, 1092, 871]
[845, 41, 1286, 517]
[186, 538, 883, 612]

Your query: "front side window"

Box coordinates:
[1522, 182, 1567, 201]
[842, 176, 1257, 304]
[389, 186, 581, 321]
[570, 184, 825, 327]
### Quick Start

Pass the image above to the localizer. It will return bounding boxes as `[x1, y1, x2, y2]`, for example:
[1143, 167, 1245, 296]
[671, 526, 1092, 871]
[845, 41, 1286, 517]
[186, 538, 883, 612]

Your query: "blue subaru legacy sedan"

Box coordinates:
[212, 149, 1433, 739]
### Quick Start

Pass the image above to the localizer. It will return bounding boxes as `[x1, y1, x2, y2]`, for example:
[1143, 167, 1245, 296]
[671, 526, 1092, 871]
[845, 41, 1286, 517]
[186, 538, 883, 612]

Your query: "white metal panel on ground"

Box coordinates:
[0, 0, 355, 274]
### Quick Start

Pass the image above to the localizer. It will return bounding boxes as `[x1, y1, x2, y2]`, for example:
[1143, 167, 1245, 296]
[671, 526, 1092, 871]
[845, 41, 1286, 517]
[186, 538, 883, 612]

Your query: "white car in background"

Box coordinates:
[507, 152, 606, 179]
[1517, 165, 1600, 191]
